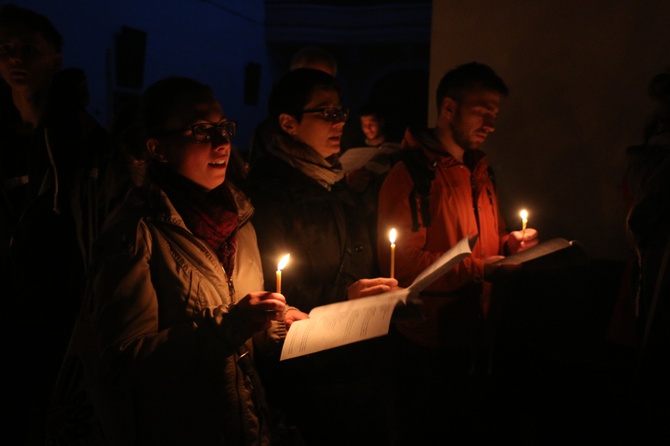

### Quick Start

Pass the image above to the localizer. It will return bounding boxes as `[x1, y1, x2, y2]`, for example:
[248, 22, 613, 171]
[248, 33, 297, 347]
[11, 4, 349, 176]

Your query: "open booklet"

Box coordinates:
[280, 236, 476, 360]
[338, 146, 381, 172]
[494, 237, 588, 270]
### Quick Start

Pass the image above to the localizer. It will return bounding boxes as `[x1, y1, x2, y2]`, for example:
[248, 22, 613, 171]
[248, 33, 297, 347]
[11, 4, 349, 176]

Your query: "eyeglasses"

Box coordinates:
[301, 107, 350, 123]
[157, 121, 237, 144]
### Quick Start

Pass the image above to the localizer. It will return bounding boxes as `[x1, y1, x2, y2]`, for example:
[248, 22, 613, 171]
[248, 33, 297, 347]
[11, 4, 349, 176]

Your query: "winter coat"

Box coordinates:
[242, 143, 391, 446]
[243, 151, 375, 313]
[51, 180, 273, 446]
[0, 80, 128, 444]
[377, 127, 510, 349]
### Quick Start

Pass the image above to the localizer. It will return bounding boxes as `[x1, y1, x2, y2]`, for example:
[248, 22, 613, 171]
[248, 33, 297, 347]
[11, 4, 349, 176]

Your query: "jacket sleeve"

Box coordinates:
[92, 220, 249, 388]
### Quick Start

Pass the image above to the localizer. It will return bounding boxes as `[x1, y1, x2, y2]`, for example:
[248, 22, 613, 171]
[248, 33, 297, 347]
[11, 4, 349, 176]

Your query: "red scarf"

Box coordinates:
[152, 165, 238, 275]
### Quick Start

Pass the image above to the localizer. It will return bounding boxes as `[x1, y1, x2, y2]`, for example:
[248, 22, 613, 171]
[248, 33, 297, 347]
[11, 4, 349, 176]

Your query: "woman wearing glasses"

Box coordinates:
[243, 68, 397, 445]
[57, 77, 310, 445]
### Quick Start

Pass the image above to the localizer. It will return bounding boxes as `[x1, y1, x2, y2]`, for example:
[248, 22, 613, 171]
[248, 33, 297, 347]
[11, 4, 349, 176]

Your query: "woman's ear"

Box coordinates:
[279, 113, 298, 136]
[146, 138, 168, 163]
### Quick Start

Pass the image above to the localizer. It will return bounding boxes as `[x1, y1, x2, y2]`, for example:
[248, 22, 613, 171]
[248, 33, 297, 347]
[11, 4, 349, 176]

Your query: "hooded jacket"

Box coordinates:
[57, 180, 273, 446]
[377, 127, 510, 349]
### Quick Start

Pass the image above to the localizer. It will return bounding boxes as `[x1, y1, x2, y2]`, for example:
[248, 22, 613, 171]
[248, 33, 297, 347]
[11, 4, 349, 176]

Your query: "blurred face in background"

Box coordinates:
[360, 114, 384, 143]
[0, 25, 61, 92]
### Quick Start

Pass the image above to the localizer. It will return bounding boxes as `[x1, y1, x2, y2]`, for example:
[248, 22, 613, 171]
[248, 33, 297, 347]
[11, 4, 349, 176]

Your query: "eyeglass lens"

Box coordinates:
[192, 122, 236, 142]
[323, 109, 348, 122]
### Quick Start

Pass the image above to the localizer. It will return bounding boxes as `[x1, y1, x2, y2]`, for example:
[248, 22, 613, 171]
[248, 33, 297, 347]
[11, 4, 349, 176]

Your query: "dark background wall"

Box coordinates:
[14, 0, 273, 155]
[432, 0, 670, 261]
[13, 0, 668, 261]
[13, 0, 431, 167]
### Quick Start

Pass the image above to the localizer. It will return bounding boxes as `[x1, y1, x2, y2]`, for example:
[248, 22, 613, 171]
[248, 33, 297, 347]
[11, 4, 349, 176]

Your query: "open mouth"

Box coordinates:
[209, 159, 228, 167]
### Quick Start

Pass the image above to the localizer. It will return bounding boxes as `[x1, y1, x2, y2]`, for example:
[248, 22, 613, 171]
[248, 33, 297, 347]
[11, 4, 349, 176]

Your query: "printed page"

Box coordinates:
[408, 236, 475, 293]
[494, 238, 572, 265]
[280, 236, 473, 360]
[338, 146, 381, 172]
[280, 288, 409, 360]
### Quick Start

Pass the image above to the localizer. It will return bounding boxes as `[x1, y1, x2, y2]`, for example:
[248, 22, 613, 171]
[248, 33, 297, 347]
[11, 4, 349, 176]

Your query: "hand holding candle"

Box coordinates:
[276, 254, 290, 294]
[389, 228, 397, 279]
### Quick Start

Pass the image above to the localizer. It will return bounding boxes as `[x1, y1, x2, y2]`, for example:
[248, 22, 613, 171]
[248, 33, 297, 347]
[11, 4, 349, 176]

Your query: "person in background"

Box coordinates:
[243, 67, 397, 445]
[359, 103, 390, 147]
[608, 70, 670, 350]
[345, 103, 402, 268]
[247, 45, 337, 169]
[0, 4, 125, 442]
[376, 61, 539, 444]
[609, 68, 670, 444]
[289, 45, 338, 77]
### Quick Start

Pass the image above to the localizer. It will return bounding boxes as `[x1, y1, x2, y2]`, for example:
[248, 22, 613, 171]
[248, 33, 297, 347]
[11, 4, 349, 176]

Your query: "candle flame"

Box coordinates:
[277, 253, 290, 271]
[519, 209, 528, 220]
[389, 228, 397, 245]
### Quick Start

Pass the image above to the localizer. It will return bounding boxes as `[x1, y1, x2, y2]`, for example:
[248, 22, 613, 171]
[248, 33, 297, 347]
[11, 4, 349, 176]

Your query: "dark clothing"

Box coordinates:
[244, 152, 377, 312]
[247, 117, 274, 170]
[0, 78, 127, 443]
[244, 148, 392, 445]
[624, 142, 670, 444]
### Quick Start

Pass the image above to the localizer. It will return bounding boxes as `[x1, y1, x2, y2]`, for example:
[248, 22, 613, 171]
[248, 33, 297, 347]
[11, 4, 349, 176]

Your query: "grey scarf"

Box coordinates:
[269, 133, 345, 190]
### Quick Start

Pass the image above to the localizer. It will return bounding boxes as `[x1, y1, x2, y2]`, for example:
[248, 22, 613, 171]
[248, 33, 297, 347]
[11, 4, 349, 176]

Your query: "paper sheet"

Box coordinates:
[280, 236, 474, 360]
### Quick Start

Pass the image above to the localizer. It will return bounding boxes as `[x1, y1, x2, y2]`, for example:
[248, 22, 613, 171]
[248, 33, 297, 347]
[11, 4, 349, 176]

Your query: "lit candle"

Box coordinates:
[519, 209, 528, 239]
[276, 254, 290, 294]
[389, 228, 397, 279]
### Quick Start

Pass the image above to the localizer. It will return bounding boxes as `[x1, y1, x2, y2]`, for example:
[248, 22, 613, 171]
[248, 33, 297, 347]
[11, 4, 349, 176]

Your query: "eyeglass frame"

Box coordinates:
[154, 120, 238, 144]
[300, 107, 350, 123]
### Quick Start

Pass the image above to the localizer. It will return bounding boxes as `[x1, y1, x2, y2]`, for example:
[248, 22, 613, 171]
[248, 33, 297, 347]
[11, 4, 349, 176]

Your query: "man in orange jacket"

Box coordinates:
[377, 61, 539, 444]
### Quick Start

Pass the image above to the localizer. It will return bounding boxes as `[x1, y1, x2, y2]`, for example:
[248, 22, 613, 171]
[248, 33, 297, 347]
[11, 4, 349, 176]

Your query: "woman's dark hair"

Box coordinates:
[268, 68, 340, 128]
[138, 76, 214, 139]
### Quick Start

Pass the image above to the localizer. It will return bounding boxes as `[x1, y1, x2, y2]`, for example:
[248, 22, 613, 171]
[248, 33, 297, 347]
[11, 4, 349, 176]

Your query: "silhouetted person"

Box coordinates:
[0, 4, 124, 442]
[615, 68, 670, 444]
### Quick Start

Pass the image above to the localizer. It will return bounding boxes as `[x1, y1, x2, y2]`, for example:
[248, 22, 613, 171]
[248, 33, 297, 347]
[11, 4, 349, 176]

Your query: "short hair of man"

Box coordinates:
[268, 68, 340, 127]
[435, 62, 508, 113]
[0, 4, 63, 52]
[359, 103, 384, 120]
[289, 46, 337, 76]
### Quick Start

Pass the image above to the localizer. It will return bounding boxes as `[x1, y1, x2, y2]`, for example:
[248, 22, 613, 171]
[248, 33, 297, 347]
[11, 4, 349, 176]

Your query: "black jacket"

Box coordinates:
[243, 152, 376, 313]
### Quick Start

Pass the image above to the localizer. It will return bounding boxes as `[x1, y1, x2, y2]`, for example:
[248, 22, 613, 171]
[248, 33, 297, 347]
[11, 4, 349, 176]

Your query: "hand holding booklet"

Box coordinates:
[280, 236, 476, 360]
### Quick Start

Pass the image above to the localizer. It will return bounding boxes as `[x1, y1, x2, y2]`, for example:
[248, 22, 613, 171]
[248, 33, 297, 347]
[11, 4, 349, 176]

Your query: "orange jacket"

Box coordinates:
[377, 128, 510, 348]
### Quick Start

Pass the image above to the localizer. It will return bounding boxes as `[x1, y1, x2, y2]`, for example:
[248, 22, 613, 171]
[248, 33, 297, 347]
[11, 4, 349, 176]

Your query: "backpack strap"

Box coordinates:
[400, 149, 437, 232]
